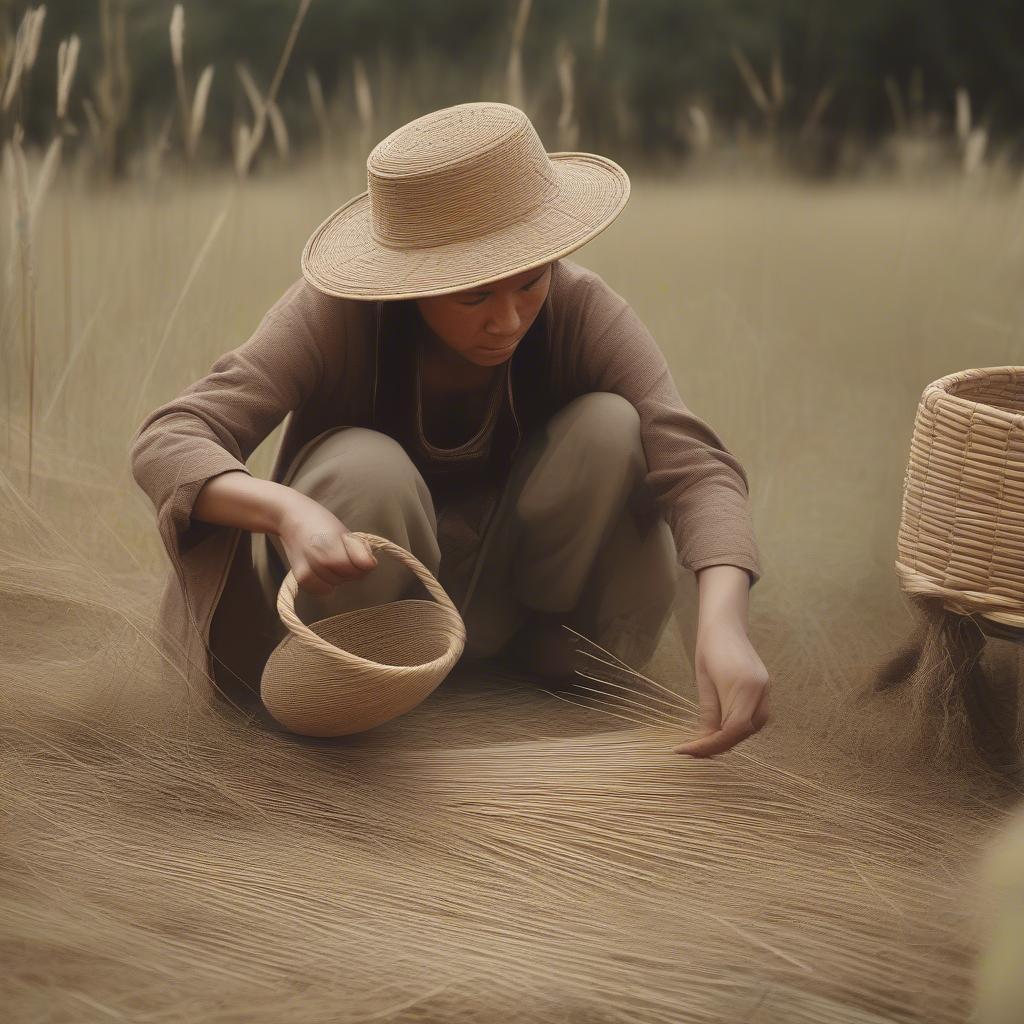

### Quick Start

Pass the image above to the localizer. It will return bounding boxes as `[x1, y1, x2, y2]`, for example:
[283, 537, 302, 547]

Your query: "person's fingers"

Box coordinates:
[309, 534, 377, 587]
[293, 560, 335, 596]
[692, 672, 723, 735]
[342, 533, 378, 570]
[300, 533, 351, 587]
[674, 692, 761, 756]
[673, 720, 754, 757]
[751, 688, 771, 731]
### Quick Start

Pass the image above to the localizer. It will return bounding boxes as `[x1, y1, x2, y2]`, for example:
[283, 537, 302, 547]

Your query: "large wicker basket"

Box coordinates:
[896, 366, 1024, 630]
[260, 531, 467, 737]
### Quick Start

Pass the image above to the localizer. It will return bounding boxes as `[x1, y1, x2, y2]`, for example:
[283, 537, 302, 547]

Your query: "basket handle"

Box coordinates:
[275, 530, 462, 642]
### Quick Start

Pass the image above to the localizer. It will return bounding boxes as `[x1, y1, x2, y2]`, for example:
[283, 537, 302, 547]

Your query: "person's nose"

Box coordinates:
[485, 293, 522, 337]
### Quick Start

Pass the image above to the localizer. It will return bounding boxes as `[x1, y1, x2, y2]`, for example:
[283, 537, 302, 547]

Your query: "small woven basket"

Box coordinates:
[260, 531, 467, 737]
[896, 366, 1024, 629]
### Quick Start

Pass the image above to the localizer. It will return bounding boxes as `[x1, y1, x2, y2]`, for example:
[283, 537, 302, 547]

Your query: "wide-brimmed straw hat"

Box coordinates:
[301, 101, 631, 301]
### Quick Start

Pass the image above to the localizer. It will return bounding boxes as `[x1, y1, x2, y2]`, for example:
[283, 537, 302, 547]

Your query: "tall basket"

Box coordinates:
[260, 532, 467, 737]
[896, 365, 1024, 630]
[878, 366, 1024, 774]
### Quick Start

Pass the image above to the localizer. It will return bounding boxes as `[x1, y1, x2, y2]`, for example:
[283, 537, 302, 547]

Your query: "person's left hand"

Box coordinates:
[673, 622, 771, 757]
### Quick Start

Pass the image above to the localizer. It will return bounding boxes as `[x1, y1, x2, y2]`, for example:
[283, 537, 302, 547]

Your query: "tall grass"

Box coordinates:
[170, 4, 215, 166]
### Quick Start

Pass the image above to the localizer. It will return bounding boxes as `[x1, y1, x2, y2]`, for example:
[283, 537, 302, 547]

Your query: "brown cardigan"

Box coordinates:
[129, 258, 763, 694]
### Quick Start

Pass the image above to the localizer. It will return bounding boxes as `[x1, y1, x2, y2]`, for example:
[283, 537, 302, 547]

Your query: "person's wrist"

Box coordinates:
[696, 615, 748, 648]
[695, 564, 751, 638]
[267, 483, 308, 536]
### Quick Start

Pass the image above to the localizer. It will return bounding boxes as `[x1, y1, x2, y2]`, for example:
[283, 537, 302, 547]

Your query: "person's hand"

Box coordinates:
[673, 622, 770, 757]
[275, 495, 378, 597]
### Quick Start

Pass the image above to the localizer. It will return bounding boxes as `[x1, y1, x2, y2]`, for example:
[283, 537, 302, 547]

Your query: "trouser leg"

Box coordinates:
[252, 426, 441, 627]
[460, 391, 682, 671]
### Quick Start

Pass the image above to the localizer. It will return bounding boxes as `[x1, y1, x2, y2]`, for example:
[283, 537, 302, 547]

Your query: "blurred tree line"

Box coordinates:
[3, 0, 1023, 177]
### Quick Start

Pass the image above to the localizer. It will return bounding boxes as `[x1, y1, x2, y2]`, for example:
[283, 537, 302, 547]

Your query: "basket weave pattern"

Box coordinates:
[260, 532, 467, 737]
[896, 366, 1024, 627]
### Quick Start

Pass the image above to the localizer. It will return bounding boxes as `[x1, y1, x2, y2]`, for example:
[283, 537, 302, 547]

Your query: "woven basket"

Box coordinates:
[260, 531, 467, 737]
[896, 366, 1024, 629]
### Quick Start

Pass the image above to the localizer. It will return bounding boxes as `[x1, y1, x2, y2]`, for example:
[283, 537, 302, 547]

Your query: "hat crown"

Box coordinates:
[367, 103, 558, 250]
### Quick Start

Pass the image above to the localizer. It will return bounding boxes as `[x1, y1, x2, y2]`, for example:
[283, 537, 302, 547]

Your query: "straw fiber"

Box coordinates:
[4, 179, 1024, 1024]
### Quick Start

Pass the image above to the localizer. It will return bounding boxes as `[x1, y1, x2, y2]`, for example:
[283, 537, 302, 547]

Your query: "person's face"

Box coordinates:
[414, 263, 552, 368]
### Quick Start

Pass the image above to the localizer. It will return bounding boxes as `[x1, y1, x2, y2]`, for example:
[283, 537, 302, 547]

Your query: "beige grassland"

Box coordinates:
[2, 162, 1024, 1022]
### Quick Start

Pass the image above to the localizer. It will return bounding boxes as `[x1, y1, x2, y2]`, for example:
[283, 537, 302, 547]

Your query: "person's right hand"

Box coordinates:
[275, 495, 378, 597]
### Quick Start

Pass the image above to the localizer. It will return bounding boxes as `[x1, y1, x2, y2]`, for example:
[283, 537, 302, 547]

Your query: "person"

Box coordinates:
[129, 101, 770, 756]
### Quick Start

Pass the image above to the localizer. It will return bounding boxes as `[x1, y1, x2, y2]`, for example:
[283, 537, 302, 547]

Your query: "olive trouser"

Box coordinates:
[222, 391, 688, 693]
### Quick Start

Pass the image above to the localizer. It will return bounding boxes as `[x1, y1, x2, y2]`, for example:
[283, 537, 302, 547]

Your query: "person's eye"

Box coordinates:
[458, 296, 486, 306]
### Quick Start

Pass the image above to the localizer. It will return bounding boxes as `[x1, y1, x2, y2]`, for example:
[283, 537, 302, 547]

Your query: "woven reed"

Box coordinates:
[895, 366, 1024, 628]
[301, 101, 630, 300]
[260, 531, 466, 737]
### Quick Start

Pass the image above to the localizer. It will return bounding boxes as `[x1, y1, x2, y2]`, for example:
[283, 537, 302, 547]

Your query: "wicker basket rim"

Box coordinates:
[921, 365, 1024, 424]
[272, 531, 466, 670]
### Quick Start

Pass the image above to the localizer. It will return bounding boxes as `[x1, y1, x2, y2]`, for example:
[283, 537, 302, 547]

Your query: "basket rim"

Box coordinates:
[921, 365, 1024, 425]
[272, 531, 467, 671]
[277, 596, 467, 674]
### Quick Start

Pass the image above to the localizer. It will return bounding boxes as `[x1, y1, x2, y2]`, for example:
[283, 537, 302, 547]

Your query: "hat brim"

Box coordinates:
[300, 152, 630, 301]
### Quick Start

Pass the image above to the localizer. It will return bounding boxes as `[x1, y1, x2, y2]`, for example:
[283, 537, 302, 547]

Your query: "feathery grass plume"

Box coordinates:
[686, 103, 712, 154]
[56, 34, 80, 122]
[188, 64, 214, 160]
[2, 5, 47, 113]
[305, 67, 331, 164]
[955, 87, 971, 147]
[730, 44, 771, 116]
[169, 4, 184, 77]
[0, 20, 25, 111]
[593, 0, 608, 58]
[955, 88, 988, 177]
[234, 0, 311, 179]
[798, 81, 835, 145]
[884, 75, 906, 133]
[731, 43, 786, 165]
[555, 40, 578, 151]
[90, 0, 132, 177]
[169, 5, 189, 151]
[233, 122, 252, 178]
[352, 57, 373, 137]
[506, 0, 531, 112]
[170, 5, 214, 164]
[25, 4, 46, 69]
[236, 63, 288, 163]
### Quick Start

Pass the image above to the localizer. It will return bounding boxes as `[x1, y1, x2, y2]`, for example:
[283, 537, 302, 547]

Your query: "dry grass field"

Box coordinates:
[2, 163, 1024, 1022]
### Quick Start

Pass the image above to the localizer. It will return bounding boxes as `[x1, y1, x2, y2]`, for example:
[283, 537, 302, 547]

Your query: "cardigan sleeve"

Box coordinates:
[128, 278, 332, 558]
[570, 274, 763, 587]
